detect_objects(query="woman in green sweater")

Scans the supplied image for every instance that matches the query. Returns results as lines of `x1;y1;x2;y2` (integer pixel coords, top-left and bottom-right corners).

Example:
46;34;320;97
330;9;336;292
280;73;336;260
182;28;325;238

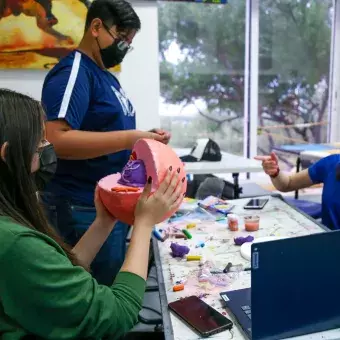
0;89;184;339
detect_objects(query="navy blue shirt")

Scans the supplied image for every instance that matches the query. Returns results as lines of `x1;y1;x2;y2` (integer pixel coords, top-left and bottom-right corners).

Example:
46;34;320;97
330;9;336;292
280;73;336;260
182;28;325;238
42;50;136;206
308;154;340;230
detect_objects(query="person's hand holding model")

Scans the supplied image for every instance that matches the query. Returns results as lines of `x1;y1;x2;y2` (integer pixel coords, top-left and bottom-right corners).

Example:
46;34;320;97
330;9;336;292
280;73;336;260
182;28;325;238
149;128;171;145
134;167;182;225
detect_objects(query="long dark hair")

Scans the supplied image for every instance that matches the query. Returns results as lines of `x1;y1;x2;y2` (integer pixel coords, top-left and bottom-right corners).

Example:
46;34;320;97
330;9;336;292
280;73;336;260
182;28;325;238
0;89;80;266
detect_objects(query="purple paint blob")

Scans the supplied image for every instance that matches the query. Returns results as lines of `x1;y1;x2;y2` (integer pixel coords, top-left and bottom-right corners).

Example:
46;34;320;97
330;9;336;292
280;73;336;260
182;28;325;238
234;235;254;246
118;160;147;187
170;242;190;258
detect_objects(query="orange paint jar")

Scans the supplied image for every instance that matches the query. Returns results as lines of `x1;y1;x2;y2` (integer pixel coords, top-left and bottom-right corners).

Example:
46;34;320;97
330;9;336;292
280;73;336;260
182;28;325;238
244;215;260;232
228;214;239;231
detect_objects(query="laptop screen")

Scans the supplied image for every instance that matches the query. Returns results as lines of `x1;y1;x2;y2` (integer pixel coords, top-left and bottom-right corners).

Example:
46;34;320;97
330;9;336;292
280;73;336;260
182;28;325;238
251;230;340;340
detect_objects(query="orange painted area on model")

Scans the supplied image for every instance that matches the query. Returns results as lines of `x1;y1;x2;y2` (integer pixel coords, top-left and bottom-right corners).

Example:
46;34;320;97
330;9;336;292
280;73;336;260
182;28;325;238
111;186;140;192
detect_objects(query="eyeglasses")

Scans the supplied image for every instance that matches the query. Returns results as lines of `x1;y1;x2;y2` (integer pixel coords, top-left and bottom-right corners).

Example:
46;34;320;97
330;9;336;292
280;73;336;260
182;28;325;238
116;40;133;53
103;23;134;53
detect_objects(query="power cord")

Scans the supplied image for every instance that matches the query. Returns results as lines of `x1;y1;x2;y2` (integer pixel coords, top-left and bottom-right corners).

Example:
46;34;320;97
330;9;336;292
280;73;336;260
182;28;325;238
228;328;234;339
138;306;162;325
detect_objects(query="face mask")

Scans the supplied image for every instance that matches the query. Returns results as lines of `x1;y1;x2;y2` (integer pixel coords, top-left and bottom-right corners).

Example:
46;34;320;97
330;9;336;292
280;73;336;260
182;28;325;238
34;143;57;191
98;39;129;69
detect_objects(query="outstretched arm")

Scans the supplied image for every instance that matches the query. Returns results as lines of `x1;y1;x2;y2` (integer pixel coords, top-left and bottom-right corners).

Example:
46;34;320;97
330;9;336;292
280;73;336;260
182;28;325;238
254;152;313;192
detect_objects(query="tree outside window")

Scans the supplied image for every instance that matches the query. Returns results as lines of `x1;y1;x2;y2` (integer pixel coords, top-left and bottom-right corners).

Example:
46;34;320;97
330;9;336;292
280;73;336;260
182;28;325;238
159;0;332;167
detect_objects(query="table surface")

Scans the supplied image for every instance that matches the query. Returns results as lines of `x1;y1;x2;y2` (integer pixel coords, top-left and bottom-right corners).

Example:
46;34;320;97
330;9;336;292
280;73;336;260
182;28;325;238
175;148;262;175
273;143;340;155
154;196;340;340
300;149;340;161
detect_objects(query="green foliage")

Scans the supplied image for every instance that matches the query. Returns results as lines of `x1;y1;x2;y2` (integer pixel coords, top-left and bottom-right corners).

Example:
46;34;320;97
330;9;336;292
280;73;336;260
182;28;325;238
159;0;332;151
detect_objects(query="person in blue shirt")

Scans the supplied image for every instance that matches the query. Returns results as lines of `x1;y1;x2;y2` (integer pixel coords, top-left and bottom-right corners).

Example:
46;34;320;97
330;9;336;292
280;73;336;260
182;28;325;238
41;0;170;285
255;152;340;230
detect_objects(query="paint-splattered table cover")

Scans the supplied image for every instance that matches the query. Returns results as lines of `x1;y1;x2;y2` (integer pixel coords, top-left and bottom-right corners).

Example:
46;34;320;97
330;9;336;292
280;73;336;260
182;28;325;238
153;195;340;340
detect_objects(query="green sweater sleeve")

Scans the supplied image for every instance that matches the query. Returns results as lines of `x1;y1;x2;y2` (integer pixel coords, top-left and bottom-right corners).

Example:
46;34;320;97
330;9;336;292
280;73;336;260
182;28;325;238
0;231;146;339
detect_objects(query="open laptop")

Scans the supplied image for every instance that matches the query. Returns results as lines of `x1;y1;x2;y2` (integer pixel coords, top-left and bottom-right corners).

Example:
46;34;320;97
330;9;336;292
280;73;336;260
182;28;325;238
220;230;340;340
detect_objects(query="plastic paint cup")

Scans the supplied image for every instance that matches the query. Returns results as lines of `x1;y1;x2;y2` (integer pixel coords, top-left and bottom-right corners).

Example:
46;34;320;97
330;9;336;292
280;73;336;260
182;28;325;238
244;215;260;231
227;214;239;231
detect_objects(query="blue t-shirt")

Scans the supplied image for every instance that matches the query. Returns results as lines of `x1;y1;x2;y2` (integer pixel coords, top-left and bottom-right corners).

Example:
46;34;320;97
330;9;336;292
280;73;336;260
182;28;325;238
42;50;136;206
308;154;340;230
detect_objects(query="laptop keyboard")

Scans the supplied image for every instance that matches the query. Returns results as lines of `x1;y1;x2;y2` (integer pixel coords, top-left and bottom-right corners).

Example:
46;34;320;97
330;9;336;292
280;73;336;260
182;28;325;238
241;305;252;320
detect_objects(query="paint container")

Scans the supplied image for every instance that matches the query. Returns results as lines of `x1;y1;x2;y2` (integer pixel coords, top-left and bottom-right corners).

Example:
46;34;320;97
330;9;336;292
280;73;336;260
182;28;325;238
227;214;239;231
244;215;260;231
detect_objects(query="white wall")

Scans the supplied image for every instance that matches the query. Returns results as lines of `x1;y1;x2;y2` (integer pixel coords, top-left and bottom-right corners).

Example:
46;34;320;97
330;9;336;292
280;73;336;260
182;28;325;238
0;1;160;131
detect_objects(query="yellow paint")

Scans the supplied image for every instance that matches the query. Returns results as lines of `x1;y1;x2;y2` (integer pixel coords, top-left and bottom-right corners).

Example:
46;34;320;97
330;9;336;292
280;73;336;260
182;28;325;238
186;255;202;261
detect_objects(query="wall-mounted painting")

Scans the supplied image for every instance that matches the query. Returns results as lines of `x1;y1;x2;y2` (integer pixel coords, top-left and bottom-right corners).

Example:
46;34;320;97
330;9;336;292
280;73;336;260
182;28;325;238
0;0;120;71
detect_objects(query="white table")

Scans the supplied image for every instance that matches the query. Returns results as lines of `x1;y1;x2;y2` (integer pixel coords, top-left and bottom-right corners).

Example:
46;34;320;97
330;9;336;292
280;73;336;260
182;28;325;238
153;196;340;340
175;148;263;198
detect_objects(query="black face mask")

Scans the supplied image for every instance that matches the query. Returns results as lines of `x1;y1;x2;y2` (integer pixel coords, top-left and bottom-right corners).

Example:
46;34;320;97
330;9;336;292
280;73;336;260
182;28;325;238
34;144;57;191
98;39;129;69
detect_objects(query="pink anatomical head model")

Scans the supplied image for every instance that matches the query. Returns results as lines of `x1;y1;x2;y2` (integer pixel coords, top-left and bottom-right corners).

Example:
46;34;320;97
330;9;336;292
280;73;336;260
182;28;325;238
98;139;187;225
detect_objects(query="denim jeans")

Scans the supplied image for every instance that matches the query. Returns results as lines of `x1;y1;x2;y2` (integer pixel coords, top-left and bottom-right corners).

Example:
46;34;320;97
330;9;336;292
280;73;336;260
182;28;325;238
41;193;129;286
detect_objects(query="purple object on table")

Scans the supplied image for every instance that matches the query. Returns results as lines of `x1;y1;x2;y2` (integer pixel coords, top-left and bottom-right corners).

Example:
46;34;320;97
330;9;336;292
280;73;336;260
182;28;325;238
118;159;147;187
170;242;190;258
234;235;254;246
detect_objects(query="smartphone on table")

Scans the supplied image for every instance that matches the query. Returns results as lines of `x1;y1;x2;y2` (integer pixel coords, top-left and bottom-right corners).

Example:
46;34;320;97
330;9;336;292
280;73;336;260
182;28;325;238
168;295;233;337
243;198;269;210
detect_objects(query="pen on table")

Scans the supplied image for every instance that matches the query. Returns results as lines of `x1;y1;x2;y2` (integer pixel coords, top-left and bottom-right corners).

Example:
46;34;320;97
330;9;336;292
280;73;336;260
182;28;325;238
153;229;166;242
212;264;251;274
223;262;233;273
186;255;202;261
196;241;205;248
182;229;192;239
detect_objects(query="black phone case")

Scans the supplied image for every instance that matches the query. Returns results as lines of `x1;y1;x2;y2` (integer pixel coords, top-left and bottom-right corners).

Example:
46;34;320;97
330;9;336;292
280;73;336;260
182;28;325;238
168;299;233;337
244;199;268;210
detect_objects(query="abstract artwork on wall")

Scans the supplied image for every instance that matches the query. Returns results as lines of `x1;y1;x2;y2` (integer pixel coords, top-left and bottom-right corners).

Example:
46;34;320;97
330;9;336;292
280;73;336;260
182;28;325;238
0;0;121;71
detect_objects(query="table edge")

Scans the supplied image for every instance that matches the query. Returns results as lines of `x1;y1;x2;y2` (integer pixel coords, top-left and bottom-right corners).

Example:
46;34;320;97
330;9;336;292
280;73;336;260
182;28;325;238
153;237;175;340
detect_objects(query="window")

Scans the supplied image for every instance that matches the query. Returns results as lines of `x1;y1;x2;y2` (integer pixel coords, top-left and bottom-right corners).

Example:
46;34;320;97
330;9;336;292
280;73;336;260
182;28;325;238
158;1;246;155
158;0;335;164
257;0;333;156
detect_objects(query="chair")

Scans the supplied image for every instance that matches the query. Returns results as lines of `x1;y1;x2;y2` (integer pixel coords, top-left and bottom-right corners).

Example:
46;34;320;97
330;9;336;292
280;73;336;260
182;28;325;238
123;239;163;339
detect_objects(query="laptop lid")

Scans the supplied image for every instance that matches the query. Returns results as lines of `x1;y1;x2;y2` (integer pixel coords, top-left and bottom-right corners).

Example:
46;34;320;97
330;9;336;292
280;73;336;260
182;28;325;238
251;230;340;340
